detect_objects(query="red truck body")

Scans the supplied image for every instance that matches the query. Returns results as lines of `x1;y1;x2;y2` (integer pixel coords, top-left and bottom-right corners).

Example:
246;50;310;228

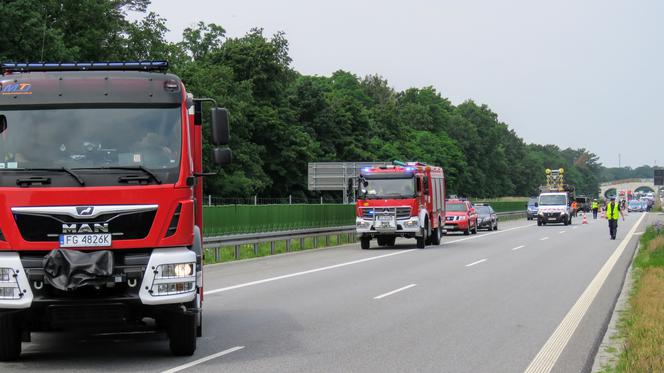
0;62;230;360
355;162;445;249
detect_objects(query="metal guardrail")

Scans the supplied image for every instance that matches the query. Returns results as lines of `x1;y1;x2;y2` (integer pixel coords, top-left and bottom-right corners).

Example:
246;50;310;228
203;226;357;262
202;210;528;262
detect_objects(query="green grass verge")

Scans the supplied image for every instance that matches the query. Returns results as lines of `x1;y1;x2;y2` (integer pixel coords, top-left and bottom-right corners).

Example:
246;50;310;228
600;223;664;372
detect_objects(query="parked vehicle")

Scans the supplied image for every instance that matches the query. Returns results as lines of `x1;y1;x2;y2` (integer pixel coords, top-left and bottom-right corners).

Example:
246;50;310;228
575;196;591;213
0;61;232;360
355;161;446;249
475;204;498;231
443;199;478;235
526;197;538;220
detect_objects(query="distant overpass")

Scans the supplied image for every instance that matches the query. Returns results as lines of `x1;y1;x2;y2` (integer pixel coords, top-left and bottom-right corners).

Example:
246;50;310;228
599;178;660;199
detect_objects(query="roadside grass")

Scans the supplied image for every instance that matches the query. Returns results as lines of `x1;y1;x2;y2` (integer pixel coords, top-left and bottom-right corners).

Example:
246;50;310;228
602;223;664;372
204;233;354;264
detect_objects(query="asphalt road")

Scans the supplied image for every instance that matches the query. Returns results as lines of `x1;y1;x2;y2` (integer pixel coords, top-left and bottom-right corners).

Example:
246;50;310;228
1;211;658;373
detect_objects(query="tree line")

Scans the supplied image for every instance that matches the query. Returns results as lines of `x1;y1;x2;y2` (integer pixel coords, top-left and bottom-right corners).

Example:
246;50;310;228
1;1;653;199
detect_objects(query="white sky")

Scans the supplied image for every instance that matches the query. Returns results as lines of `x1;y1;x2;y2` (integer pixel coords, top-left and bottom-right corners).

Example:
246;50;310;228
144;0;664;168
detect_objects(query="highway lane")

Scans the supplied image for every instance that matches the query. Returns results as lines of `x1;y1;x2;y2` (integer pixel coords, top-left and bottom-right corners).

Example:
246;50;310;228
0;212;652;372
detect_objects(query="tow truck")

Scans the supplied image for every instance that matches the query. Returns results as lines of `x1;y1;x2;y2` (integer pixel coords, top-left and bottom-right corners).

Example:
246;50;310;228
0;61;231;360
355;161;445;249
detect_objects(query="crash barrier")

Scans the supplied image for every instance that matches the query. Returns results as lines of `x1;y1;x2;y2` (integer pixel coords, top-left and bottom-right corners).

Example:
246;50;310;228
202;204;355;236
203;211;525;262
203;226;357;262
475;201;528;213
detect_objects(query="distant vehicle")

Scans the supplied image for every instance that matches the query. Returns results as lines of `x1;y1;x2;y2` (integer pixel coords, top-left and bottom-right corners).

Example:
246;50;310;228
444;199;478;235
536;168;574;226
628;200;642;212
575;196;591;213
526;197;538;220
475;204;498;231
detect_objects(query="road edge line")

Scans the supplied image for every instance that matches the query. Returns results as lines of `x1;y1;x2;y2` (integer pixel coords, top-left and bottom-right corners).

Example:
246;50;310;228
161;346;245;373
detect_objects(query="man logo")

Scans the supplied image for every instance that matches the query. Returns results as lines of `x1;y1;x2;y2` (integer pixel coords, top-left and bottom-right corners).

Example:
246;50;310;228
76;206;94;216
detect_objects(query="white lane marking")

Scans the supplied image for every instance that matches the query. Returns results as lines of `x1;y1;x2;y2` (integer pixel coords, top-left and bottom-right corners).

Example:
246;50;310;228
634;231;645;235
572;226;578;230
512;245;525;251
207;249;416;294
373;284;417;300
559;231;566;234
540;237;549;241
161;346;245;373
465;258;487;267
524;213;646;373
206;223;536;295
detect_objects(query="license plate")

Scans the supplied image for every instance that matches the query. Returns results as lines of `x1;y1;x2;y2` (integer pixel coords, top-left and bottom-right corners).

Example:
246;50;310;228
378;215;393;221
445;224;455;229
548;218;557;221
59;234;112;248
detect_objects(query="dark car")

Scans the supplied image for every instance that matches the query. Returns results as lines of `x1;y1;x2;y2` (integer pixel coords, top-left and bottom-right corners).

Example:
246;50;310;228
475;204;498;231
526;197;538;220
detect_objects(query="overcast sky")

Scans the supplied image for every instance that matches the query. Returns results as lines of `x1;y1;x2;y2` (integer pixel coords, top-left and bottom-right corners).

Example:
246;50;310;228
145;0;663;168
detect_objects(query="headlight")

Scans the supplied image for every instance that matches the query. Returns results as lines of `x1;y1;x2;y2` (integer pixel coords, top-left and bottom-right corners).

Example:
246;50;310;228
459;216;466;221
0;268;21;300
150;263;196;296
157;263;194;278
405;219;418;227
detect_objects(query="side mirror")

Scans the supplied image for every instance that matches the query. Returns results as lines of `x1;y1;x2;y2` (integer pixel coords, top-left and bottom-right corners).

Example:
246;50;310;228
213;147;232;166
211;108;230;146
534;202;538;207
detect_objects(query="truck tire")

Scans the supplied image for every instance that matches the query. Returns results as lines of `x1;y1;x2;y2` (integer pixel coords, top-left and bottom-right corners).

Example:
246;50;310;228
360;237;371;250
169;311;197;356
0;313;22;361
416;227;426;248
430;225;441;245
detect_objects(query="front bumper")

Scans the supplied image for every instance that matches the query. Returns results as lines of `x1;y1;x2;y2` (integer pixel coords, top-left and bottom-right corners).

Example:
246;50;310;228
477;219;494;229
356;217;421;237
0;247;197;314
444;220;469;231
538;212;568;223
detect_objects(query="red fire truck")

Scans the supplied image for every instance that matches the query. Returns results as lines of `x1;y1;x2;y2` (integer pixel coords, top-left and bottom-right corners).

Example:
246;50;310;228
0;61;231;360
355;161;446;249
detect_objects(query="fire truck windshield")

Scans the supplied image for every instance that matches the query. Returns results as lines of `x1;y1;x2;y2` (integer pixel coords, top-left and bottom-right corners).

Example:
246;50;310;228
0;107;181;184
363;177;415;199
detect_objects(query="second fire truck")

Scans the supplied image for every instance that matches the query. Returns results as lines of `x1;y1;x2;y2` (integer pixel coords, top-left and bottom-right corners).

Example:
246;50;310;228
355;161;445;249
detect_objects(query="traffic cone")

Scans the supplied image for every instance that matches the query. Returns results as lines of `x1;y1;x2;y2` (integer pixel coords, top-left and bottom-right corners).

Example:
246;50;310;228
582;212;588;224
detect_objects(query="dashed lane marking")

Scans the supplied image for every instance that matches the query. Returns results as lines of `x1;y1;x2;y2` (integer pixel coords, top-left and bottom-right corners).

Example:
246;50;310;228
374;284;417;300
465;258;487;267
161;346;245;373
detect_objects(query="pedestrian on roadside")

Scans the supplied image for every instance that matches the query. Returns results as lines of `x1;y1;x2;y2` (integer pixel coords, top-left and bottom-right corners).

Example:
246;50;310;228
592;199;599;219
606;196;625;240
571;200;578;217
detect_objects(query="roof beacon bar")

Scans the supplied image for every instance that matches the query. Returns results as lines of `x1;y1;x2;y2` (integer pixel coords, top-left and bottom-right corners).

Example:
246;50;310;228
1;61;169;73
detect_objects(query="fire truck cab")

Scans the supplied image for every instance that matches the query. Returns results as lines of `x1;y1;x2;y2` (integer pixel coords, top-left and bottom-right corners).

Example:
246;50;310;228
0;62;231;360
355;161;445;249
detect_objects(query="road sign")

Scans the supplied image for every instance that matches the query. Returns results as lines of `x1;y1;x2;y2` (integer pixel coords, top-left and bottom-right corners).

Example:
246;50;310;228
655;168;664;186
307;162;391;203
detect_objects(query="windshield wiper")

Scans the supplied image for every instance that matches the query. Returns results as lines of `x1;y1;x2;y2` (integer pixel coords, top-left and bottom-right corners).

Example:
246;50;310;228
73;166;162;184
1;167;86;186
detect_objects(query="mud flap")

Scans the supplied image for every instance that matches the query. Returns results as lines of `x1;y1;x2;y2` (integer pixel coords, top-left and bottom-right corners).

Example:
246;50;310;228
43;249;114;291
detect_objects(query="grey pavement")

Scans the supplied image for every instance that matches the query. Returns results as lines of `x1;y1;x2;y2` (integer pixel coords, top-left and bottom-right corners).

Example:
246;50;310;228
0;212;650;373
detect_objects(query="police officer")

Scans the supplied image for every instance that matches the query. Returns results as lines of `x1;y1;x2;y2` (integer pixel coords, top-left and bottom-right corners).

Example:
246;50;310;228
606;196;625;240
592;199;599;219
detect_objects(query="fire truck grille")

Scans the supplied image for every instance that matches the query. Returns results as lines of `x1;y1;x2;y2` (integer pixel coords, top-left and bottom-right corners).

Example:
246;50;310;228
361;207;411;219
13;211;157;242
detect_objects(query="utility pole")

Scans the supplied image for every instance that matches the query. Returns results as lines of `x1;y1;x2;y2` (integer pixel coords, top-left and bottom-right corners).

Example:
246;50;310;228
618;153;621;168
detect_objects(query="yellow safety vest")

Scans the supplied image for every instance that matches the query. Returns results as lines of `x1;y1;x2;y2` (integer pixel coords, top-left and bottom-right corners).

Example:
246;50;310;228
592;201;598;209
606;202;620;220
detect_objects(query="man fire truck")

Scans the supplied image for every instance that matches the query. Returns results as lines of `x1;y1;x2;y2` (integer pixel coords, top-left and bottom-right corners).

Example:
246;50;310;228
0;61;231;360
355;161;445;249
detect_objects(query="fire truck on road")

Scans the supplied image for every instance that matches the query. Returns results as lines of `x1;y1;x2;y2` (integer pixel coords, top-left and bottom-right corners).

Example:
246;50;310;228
355;161;446;249
0;61;231;360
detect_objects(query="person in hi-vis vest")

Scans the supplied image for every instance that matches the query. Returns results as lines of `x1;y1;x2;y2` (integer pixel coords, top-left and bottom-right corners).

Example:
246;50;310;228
606;196;625;240
592;199;599;219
